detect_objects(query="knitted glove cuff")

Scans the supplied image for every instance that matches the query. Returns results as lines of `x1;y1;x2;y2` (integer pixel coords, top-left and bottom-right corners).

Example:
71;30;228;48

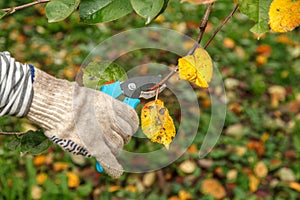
27;68;74;130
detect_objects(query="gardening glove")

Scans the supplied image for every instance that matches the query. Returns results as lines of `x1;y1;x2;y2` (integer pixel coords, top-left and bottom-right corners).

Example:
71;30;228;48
0;52;139;178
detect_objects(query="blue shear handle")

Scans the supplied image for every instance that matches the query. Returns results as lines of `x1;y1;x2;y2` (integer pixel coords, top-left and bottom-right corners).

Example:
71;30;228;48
123;97;140;108
96;162;104;172
96;81;140;173
100;81;140;109
100;81;123;98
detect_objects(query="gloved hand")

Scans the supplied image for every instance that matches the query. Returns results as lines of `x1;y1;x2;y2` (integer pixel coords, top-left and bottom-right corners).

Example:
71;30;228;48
0;52;139;178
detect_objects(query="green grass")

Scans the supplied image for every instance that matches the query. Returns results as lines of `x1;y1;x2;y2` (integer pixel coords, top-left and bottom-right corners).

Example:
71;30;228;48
1;0;300;199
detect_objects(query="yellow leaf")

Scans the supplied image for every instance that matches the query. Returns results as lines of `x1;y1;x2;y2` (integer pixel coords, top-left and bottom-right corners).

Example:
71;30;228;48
31;186;43;200
254;161;268;178
269;0;300;32
141;99;176;149
256;55;268;66
289;182;300;192
125;185;137;193
165;173;172;180
154;15;165;23
187;144;198;154
53;162;70;172
168;196;180;200
276;35;295;45
33;155;47;166
260;132;270;143
201;178;226;199
66;172;80;188
36;173;48;185
109;185;122;192
179;160;197;174
226;169;238;182
247;140;265;157
178;48;213;88
223;38;236;49
143;172;156;187
249;175;260;192
178;189;192;200
235;146;247;156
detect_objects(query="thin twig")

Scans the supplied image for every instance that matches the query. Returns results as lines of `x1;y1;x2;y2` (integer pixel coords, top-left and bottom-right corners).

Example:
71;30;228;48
188;3;214;55
149;3;214;91
149;3;239;91
1;0;50;14
203;3;239;49
0;131;26;135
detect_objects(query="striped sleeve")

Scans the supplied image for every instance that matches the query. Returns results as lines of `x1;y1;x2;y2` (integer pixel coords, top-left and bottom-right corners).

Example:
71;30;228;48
0;52;34;117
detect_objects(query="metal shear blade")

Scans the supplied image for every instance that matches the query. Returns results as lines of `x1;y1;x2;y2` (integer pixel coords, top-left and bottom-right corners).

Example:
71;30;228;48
120;76;166;99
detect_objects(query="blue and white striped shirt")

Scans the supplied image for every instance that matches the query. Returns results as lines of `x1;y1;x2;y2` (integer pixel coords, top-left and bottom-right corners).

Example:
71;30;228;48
0;52;33;117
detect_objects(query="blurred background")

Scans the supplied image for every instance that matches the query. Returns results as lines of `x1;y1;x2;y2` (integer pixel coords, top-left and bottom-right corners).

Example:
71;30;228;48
0;0;300;199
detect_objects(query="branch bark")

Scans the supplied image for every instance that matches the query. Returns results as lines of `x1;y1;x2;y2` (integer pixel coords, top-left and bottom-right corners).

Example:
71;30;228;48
188;3;214;55
1;0;50;14
0;131;26;135
203;3;239;49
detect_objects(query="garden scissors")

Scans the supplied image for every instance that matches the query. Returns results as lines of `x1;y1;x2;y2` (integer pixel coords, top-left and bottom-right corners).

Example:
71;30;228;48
96;75;166;172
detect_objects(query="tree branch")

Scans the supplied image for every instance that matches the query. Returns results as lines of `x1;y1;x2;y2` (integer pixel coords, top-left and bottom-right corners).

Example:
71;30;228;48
188;3;214;55
149;3;239;91
1;0;50;14
203;3;239;49
0;131;26;135
149;3;214;91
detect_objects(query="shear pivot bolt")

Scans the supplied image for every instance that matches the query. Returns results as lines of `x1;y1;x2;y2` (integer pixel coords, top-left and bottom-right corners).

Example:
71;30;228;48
128;83;136;91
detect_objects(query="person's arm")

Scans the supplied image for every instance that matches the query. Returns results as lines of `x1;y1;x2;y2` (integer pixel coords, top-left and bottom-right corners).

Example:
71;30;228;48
0;52;139;178
0;51;33;117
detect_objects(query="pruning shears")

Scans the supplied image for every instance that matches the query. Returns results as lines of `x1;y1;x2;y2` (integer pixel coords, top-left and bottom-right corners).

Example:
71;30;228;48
96;76;166;173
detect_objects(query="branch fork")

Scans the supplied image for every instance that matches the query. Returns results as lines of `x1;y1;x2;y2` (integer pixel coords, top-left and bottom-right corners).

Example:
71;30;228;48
149;3;239;91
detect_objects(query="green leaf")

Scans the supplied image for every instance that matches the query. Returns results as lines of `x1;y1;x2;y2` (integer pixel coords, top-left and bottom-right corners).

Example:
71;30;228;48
0;10;8;19
20;130;51;155
79;0;133;24
82;61;127;89
158;0;170;16
46;0;80;23
7;137;21;151
130;0;164;24
77;182;93;197
79;0;112;21
238;0;272;37
293;130;300;152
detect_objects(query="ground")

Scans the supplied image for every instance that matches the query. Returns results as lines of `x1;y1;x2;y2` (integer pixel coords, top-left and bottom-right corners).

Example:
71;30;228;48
0;0;300;199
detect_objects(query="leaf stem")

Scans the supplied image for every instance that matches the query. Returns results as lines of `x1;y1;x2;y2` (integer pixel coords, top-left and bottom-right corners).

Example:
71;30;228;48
155;88;160;100
203;3;239;49
1;0;50;14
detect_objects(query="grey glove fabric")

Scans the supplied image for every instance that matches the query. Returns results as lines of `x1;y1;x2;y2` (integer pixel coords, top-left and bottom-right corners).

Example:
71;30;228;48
0;52;33;117
26;68;139;178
